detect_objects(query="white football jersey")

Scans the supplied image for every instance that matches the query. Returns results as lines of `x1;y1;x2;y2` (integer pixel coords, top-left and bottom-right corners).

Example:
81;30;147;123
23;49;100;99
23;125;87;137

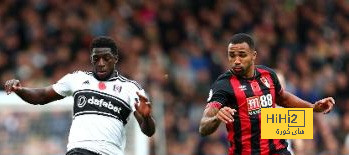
52;71;146;155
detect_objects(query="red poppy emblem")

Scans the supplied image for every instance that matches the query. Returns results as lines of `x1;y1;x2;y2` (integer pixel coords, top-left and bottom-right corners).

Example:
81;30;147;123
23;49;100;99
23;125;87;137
98;82;106;90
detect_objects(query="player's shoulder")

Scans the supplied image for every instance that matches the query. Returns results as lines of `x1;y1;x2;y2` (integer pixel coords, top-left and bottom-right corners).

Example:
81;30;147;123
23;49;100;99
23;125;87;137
211;70;233;89
215;70;234;82
256;65;277;75
68;70;93;77
117;74;143;90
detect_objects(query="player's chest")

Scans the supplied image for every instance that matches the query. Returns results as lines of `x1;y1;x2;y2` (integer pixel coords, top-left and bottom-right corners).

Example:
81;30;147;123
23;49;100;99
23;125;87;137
233;77;276;116
71;78;130;100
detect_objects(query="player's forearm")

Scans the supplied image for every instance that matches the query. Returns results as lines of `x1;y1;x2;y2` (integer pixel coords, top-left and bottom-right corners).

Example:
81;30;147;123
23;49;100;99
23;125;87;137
199;116;221;136
15;87;52;105
277;91;314;109
140;116;156;137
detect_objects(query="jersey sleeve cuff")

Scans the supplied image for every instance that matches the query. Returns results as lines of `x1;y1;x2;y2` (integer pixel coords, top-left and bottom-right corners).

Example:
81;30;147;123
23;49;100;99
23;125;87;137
52;84;68;97
205;101;223;109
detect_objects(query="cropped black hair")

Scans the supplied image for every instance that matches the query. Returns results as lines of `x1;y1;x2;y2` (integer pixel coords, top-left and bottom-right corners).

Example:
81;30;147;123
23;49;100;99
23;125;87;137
90;36;118;57
229;33;255;50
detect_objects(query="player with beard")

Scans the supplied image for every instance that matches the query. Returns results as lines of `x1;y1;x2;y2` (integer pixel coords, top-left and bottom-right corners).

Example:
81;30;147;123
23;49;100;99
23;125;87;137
4;36;155;155
199;33;335;155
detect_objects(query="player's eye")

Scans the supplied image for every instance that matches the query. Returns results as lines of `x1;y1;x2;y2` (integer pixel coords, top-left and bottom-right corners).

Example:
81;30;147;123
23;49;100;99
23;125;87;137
92;56;100;63
104;56;111;61
229;53;236;58
239;53;247;58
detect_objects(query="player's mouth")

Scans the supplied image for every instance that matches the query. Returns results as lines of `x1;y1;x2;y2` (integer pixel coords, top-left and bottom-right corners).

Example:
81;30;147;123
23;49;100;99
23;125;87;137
97;71;107;77
233;67;243;72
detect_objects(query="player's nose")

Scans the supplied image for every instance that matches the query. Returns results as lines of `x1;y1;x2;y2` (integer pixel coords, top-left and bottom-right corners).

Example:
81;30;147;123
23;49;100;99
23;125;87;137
97;58;106;66
234;57;241;65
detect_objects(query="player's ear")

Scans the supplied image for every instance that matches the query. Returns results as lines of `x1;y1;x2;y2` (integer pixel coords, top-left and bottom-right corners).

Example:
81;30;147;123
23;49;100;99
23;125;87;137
90;56;94;64
252;50;257;60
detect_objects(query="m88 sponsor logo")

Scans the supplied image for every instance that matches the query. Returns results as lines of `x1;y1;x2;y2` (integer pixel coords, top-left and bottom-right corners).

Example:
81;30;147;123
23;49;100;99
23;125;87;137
247;94;272;115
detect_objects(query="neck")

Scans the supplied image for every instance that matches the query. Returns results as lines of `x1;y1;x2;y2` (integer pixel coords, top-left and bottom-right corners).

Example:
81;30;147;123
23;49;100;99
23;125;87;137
93;70;117;81
243;65;255;79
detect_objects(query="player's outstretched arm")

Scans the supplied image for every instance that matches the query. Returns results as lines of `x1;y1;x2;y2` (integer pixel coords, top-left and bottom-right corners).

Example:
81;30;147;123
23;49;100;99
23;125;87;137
134;92;155;137
4;79;64;105
199;106;236;136
277;91;335;114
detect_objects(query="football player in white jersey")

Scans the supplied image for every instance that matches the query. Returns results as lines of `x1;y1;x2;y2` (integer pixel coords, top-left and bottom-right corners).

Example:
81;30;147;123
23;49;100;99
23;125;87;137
4;36;155;155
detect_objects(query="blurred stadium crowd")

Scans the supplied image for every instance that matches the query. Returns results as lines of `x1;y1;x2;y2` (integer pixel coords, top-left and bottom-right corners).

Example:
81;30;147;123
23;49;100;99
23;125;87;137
0;0;349;155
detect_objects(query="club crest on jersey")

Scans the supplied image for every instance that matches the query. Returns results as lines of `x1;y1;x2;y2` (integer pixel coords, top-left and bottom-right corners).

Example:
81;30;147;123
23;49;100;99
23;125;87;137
113;85;122;93
260;77;270;88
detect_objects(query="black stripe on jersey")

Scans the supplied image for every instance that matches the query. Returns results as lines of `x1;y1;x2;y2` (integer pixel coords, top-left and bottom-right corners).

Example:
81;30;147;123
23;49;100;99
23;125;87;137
255;73;275;154
227;80;241;154
74;111;122;121
73;89;131;110
117;75;142;90
239;79;261;155
73;89;132;125
233;110;243;155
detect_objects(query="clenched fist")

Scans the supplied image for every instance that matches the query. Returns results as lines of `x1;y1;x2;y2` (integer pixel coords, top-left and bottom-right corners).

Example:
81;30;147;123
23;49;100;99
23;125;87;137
4;79;22;95
314;97;335;114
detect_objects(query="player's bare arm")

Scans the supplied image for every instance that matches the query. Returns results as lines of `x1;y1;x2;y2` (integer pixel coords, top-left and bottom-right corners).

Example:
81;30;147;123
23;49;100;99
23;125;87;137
4;79;64;105
199;106;236;136
134;92;155;137
277;91;335;114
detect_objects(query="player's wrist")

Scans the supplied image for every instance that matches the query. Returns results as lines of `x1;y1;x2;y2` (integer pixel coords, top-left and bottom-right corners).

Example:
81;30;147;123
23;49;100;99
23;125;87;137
142;114;152;119
313;103;322;112
213;115;221;123
14;86;24;94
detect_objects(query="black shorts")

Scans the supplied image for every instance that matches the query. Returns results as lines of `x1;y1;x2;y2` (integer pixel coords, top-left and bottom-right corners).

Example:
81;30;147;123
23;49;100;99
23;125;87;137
66;148;101;155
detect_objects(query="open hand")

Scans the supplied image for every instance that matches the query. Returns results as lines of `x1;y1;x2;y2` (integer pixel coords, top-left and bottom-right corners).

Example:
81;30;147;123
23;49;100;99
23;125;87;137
216;107;236;124
314;97;335;114
4;79;22;95
135;92;152;117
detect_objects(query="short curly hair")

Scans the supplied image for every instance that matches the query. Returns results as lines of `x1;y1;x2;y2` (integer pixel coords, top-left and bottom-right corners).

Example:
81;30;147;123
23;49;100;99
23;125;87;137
229;33;255;50
90;36;118;57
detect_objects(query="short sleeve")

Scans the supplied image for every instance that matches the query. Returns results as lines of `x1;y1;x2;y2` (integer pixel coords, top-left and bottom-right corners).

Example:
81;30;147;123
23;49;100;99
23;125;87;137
206;80;230;107
270;70;284;96
128;82;148;112
52;73;74;97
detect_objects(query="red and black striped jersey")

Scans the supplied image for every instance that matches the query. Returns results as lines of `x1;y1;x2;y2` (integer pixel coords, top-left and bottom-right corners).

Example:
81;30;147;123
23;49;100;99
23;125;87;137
206;65;290;155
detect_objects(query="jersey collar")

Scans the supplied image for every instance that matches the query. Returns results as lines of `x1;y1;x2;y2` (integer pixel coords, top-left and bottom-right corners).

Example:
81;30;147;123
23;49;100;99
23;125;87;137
230;67;261;80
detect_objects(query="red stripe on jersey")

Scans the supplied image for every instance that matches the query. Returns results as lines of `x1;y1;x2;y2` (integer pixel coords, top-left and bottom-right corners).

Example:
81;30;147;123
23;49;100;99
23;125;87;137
251;79;270;155
206;101;222;109
257;68;286;151
230;76;251;154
